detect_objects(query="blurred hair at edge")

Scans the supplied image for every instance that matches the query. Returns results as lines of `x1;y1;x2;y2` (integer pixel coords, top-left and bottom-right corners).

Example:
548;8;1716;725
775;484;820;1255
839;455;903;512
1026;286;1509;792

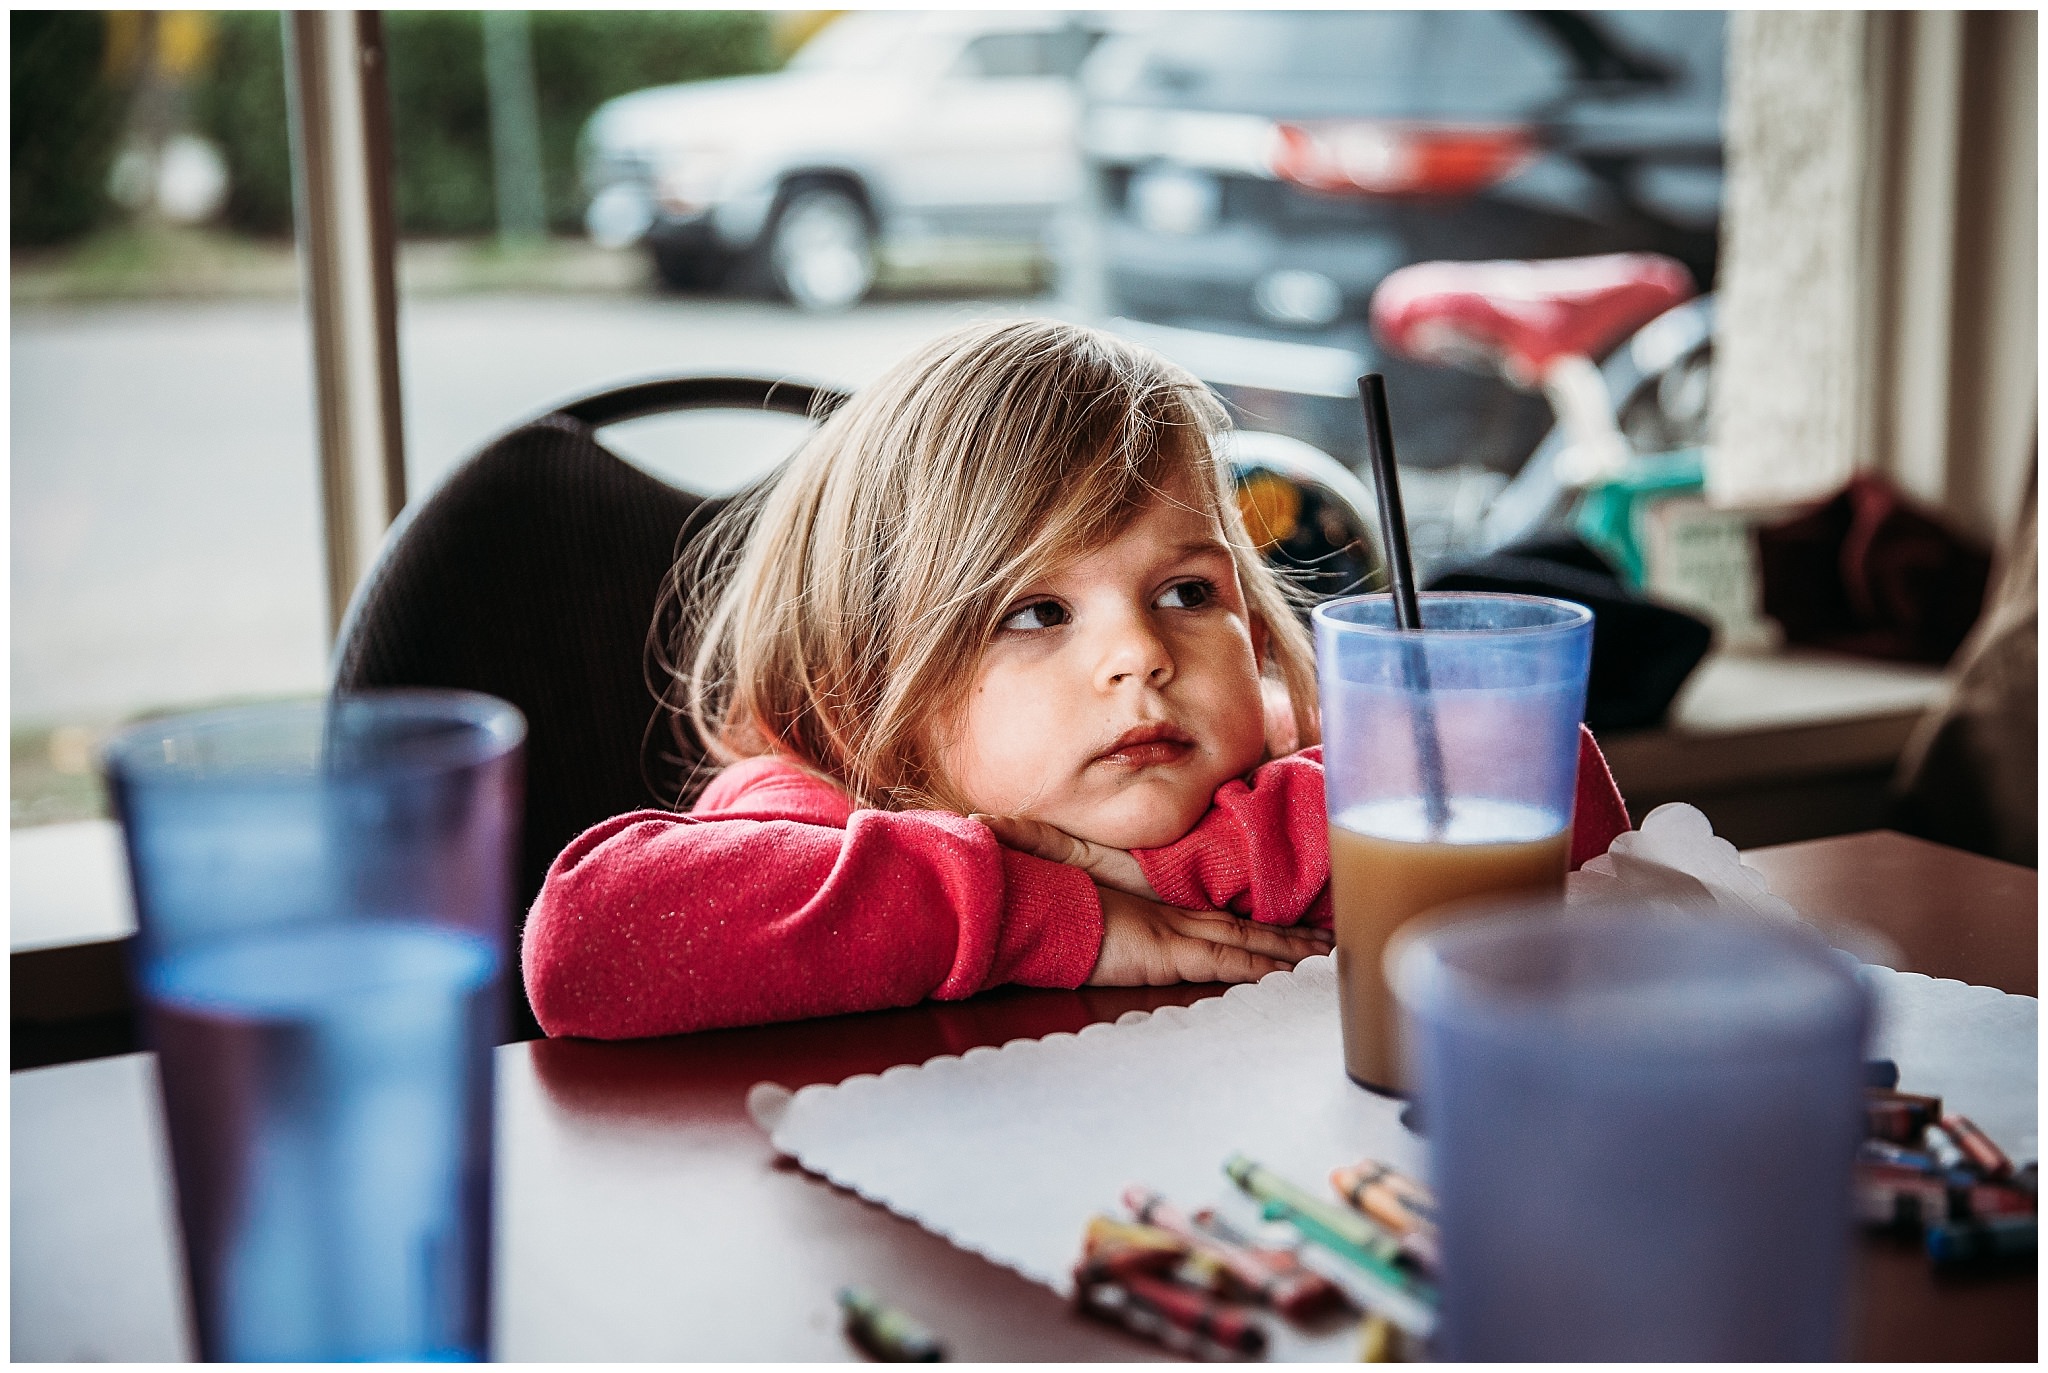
662;317;1319;813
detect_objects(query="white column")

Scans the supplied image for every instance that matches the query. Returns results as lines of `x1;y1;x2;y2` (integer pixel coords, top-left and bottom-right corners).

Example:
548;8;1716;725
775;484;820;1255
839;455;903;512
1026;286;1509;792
1707;11;1880;512
284;11;407;640
1711;11;2037;547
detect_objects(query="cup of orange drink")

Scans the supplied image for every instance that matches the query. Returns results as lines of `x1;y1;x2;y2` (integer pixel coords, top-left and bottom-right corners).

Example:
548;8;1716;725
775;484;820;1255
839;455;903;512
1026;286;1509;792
1313;591;1593;1092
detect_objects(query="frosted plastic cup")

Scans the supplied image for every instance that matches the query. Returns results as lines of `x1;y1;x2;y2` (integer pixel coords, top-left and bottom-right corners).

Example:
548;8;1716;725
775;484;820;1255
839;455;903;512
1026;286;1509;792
1389;903;1872;1361
1314;591;1592;1092
103;691;525;1362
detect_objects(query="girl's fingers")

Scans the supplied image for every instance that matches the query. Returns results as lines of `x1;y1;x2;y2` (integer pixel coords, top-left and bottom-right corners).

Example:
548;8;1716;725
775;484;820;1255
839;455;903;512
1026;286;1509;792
971;813;1078;865
1175;940;1291;984
974;812;1157;899
1170;910;1328;963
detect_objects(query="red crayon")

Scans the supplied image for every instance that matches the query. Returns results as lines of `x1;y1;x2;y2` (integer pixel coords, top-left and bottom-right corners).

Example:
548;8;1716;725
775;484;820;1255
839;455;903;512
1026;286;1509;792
1854;1171;1946;1228
1940;1115;2014;1180
1123;1186;1340;1317
1957;1182;2037;1220
1074;1275;1234;1362
1865;1090;1942;1144
1116;1270;1268;1354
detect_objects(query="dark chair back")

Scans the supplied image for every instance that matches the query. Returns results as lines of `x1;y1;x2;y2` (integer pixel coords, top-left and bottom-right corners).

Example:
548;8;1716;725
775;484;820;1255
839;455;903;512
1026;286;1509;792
331;378;845;1039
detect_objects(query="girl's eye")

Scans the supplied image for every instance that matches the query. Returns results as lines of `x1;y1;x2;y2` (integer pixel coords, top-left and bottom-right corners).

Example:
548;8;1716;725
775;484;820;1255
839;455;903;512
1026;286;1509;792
999;599;1069;632
1156;579;1217;610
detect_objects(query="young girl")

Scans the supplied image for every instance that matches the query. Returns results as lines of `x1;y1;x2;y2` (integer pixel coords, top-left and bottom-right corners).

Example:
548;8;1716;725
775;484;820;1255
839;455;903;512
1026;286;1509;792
522;319;1630;1039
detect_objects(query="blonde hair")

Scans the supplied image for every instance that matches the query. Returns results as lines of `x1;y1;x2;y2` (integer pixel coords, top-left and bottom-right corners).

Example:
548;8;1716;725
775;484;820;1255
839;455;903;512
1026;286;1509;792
658;318;1319;812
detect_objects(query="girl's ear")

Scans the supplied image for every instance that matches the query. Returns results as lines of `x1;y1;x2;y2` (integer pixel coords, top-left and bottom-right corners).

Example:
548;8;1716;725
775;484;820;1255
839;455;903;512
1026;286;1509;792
1250;612;1272;665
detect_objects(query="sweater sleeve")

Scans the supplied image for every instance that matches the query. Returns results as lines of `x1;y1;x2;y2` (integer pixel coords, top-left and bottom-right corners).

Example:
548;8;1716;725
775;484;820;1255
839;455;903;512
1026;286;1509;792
1570;724;1632;868
1132;747;1332;928
1132;726;1633;924
521;762;1104;1040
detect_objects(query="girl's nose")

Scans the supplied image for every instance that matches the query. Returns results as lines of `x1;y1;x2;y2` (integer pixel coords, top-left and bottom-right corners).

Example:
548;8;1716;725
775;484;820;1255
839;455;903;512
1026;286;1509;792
1096;612;1175;691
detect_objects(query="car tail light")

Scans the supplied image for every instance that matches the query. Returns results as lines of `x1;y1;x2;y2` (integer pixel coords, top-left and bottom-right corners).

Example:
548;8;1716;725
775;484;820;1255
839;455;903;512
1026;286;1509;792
1269;122;1536;198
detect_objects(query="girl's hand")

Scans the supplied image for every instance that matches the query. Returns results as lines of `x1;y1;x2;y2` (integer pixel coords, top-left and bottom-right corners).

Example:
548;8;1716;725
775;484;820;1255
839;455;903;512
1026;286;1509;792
1087;887;1333;987
972;812;1157;899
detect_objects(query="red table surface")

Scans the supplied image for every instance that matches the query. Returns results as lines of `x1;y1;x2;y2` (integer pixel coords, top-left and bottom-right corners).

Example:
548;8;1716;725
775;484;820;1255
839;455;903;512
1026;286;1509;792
489;829;2036;1361
9;831;2035;1360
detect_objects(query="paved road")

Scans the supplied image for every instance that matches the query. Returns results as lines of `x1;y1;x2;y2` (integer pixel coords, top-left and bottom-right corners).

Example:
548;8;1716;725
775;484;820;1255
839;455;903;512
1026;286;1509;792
12;290;1071;726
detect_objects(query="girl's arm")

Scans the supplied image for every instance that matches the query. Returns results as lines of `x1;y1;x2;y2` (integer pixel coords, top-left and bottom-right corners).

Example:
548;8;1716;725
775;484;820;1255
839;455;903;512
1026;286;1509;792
521;782;1104;1040
1133;747;1332;927
1134;726;1634;925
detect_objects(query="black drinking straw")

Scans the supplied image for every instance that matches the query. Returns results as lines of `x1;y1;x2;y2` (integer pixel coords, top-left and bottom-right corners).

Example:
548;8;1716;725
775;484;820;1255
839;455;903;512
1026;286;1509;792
1358;374;1451;837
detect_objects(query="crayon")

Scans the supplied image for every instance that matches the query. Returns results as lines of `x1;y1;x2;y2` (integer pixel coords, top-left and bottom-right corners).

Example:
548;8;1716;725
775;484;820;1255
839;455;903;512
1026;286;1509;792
1924;1214;2037;1268
1223;1155;1439;1324
1083;1215;1187;1275
1939;1115;2014;1179
1864;1058;1900;1089
1330;1160;1436;1231
1074;1274;1238;1362
1921;1123;1967;1173
1357;1313;1397;1362
1114;1269;1268;1354
1270;1217;1438;1341
1864;1090;1941;1143
1225;1155;1408;1266
1257;1197;1438;1309
1190;1207;1291;1254
1955;1182;2037;1220
1173;1249;1238;1296
838;1287;946;1362
1858;1160;1953;1193
1853;1171;1946;1229
1123;1185;1342;1317
1329;1160;1440;1270
1858;1139;1940;1174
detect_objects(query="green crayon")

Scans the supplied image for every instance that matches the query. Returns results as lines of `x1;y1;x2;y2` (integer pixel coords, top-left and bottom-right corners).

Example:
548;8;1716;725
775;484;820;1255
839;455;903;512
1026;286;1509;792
1260;1198;1438;1304
1224;1154;1438;1321
1225;1153;1407;1265
838;1286;946;1361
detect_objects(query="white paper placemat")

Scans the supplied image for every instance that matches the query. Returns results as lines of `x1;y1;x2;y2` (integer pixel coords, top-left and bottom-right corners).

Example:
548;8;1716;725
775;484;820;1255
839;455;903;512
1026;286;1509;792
751;807;2036;1349
752;955;2034;1310
755;956;1408;1300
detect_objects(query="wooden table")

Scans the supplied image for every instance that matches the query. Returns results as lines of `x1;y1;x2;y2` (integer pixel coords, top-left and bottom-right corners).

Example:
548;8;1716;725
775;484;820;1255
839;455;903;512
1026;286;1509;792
11;830;2036;1361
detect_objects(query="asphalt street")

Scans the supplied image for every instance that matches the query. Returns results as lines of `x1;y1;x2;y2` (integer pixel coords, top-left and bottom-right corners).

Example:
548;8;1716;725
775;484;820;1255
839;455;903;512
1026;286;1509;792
11;289;1073;727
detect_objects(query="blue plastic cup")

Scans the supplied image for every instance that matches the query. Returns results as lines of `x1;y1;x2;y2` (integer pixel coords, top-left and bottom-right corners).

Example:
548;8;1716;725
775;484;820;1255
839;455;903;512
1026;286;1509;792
1314;591;1592;1091
1389;904;1872;1360
103;692;525;1362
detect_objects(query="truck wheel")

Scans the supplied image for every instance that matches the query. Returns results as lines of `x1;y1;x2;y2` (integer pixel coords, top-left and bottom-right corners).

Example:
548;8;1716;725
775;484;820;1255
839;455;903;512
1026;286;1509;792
767;186;875;311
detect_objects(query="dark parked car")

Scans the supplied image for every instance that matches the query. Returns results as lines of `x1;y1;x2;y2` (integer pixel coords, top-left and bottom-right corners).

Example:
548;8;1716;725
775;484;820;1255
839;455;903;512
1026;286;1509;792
1080;10;1726;471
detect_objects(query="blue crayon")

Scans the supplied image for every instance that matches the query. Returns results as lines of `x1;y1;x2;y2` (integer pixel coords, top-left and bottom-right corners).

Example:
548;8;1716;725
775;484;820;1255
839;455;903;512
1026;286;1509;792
1859;1139;1940;1174
1863;1058;1900;1089
1925;1214;2036;1267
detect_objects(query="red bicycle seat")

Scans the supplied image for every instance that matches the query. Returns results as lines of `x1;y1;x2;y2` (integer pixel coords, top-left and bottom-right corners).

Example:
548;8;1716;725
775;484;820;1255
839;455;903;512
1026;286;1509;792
1371;253;1696;385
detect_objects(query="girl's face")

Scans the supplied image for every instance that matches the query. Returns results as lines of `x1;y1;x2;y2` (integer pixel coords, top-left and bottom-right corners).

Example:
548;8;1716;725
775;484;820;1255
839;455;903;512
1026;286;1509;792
936;476;1270;851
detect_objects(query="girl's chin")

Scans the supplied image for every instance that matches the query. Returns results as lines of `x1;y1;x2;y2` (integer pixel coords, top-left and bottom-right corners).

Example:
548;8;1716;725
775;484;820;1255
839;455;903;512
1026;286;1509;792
1067;792;1213;853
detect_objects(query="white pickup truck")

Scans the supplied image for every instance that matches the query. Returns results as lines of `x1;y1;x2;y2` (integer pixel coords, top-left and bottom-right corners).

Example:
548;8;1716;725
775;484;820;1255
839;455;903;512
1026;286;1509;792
578;11;1115;310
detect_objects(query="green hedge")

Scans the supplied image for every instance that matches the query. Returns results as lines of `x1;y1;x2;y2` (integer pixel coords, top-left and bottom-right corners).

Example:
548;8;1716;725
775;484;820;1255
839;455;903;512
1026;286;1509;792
193;10;777;239
192;12;294;236
12;12;124;246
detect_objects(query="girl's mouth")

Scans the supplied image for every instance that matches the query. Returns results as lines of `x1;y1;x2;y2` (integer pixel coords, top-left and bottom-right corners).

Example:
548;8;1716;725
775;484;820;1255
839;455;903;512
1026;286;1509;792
1093;723;1197;769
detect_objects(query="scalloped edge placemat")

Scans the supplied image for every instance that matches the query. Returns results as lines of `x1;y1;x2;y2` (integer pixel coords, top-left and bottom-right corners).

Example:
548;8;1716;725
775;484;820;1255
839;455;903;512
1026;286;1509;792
751;955;2035;1315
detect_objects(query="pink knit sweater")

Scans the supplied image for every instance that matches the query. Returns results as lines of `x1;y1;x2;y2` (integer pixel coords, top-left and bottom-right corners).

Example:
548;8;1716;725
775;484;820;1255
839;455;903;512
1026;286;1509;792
522;728;1630;1040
